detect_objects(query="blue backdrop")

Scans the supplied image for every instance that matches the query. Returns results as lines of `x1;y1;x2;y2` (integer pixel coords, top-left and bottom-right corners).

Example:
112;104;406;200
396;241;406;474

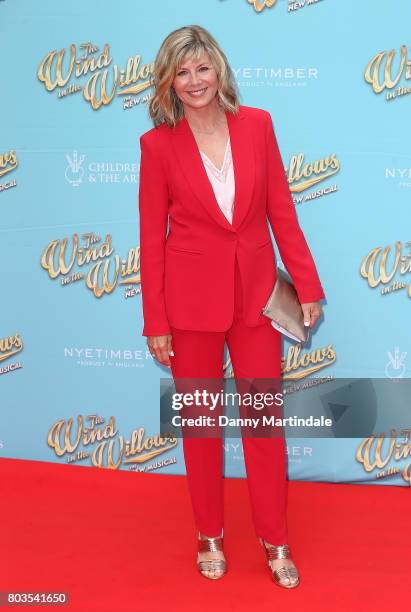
1;0;410;486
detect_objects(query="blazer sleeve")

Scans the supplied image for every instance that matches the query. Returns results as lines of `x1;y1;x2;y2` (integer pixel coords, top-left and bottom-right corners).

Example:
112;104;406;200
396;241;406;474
138;132;171;337
263;110;326;304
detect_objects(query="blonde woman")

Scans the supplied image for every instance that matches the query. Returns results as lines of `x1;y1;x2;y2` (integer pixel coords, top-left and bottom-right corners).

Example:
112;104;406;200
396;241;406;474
138;25;325;587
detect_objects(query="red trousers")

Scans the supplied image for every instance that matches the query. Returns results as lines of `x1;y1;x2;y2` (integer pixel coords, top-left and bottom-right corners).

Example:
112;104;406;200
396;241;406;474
169;253;288;544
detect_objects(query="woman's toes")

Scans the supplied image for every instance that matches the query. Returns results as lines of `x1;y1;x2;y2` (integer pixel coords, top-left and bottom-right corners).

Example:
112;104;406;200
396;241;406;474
197;549;226;579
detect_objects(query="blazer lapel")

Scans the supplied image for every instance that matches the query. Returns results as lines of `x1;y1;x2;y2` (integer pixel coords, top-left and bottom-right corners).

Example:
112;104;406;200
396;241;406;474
170;106;255;232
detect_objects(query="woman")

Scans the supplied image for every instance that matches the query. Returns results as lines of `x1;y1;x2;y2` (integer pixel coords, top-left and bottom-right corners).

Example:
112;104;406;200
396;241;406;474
138;25;325;587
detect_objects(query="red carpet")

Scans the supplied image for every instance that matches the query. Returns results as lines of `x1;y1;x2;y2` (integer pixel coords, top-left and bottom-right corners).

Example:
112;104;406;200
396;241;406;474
0;457;409;611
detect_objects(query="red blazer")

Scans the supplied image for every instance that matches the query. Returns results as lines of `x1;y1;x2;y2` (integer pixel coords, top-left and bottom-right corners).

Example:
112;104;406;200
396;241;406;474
138;104;325;337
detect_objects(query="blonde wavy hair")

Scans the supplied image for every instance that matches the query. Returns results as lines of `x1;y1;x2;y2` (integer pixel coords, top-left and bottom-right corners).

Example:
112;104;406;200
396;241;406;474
148;25;240;128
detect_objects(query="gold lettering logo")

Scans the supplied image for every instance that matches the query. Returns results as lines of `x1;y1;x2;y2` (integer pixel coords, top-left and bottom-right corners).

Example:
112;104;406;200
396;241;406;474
287;153;340;193
40;232;140;297
360;240;411;298
0;333;23;363
247;0;278;12
47;415;177;470
37;42;154;110
356;428;411;484
224;344;336;379
0;150;18;178
364;45;411;100
281;344;336;380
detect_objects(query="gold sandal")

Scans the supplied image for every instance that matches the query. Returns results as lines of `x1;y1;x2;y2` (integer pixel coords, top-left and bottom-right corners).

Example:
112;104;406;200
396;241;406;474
259;538;300;589
197;530;227;580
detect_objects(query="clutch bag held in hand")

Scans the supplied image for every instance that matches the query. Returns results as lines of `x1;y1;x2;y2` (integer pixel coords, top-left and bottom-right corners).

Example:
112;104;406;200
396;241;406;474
261;267;310;344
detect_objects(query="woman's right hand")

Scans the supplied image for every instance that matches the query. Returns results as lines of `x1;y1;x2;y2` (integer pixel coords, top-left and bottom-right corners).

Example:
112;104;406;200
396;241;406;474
147;334;174;367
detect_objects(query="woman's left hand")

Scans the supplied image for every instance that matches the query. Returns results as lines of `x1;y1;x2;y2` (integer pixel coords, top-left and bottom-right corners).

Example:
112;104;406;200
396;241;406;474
300;302;323;328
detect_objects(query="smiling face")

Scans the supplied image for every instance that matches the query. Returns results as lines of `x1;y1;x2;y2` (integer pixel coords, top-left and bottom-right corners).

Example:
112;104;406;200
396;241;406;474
172;50;220;111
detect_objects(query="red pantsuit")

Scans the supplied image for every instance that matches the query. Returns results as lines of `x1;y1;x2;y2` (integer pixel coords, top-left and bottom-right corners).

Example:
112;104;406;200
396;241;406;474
138;104;326;545
170;253;288;543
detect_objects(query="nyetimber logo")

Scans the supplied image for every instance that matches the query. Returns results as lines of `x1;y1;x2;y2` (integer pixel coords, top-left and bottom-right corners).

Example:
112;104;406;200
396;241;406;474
63;346;150;368
385;166;411;189
234;66;318;88
286;445;313;462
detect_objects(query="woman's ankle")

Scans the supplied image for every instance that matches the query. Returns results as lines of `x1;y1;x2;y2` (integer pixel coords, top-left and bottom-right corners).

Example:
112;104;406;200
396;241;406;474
198;528;224;540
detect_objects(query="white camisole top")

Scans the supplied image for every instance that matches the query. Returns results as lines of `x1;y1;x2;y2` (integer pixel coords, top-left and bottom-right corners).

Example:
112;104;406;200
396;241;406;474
199;137;235;224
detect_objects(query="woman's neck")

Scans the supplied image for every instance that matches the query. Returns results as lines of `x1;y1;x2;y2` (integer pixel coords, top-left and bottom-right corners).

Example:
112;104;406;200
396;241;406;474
183;100;226;134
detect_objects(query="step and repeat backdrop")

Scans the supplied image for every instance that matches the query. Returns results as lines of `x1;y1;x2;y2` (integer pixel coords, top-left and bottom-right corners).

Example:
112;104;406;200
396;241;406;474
1;0;410;486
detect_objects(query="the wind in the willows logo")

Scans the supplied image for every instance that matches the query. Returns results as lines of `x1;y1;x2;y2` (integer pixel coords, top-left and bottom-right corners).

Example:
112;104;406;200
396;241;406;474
365;44;411;101
40;232;141;298
37;42;154;110
47;414;178;471
0;149;18;193
245;0;325;13
0;333;23;376
287;151;340;204
224;343;336;380
356;428;411;484
247;0;278;12
360;240;411;299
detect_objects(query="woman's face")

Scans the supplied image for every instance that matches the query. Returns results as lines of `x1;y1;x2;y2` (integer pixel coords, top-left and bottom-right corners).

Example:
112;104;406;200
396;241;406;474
172;50;219;111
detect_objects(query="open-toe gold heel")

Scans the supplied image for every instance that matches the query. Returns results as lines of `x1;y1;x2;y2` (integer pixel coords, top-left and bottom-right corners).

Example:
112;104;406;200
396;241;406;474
197;530;227;580
259;538;300;589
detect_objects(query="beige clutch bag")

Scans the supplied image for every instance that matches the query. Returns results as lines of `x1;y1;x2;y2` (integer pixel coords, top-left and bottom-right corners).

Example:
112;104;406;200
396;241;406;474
261;267;310;344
